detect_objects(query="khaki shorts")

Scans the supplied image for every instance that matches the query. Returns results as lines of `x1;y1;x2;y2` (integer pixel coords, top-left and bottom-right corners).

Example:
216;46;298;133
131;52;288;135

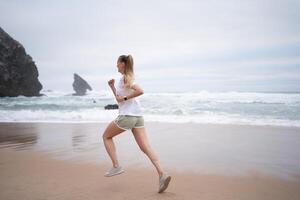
113;115;144;131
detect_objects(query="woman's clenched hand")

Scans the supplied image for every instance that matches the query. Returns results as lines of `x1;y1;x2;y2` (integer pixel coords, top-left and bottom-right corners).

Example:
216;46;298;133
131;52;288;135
108;79;115;87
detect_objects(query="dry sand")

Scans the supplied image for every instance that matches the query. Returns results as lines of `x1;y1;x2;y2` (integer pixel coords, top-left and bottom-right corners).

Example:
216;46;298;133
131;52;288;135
1;148;300;200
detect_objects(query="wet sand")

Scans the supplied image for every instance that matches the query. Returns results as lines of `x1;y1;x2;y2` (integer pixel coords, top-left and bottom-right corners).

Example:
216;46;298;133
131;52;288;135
0;122;300;199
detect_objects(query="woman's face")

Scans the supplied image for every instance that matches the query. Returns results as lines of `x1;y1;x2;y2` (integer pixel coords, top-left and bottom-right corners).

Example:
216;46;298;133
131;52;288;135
117;60;125;74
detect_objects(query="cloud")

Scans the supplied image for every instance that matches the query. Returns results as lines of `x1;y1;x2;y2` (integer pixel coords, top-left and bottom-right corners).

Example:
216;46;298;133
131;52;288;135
0;0;299;92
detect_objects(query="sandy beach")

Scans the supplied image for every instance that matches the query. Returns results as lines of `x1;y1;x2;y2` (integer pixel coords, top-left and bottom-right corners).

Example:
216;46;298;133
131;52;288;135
1;122;300;200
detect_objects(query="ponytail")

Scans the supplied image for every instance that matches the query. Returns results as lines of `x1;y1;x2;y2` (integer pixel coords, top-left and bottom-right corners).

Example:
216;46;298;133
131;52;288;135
126;55;134;70
118;54;135;89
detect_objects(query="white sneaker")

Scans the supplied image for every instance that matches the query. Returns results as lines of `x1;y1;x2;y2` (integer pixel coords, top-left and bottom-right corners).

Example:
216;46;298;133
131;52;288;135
158;172;171;193
104;166;125;177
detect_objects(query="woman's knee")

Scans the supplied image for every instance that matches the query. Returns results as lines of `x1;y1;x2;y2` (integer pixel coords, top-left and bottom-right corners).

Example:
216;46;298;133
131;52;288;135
102;129;112;140
102;131;113;140
102;122;124;140
102;133;108;140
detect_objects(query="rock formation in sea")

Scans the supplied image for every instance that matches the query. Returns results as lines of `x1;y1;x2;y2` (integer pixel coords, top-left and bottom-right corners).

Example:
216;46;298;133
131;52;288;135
104;104;119;110
72;73;92;96
0;27;43;97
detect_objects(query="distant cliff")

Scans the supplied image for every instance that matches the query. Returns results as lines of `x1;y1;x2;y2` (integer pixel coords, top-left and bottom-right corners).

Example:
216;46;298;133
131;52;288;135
72;73;92;96
0;27;43;97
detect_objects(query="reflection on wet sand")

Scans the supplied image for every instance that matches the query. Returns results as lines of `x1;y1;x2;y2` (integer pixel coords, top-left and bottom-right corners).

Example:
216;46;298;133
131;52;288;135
0;123;38;150
0;123;99;156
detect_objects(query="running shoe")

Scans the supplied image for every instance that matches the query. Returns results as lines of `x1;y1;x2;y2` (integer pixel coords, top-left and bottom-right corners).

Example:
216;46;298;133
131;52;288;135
158;172;171;193
104;166;125;177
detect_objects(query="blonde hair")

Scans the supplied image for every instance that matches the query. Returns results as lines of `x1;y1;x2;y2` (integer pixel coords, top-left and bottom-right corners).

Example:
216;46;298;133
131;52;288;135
118;54;135;89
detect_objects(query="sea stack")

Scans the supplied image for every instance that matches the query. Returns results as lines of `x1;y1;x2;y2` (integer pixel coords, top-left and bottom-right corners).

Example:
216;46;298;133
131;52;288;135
72;73;92;96
0;27;43;97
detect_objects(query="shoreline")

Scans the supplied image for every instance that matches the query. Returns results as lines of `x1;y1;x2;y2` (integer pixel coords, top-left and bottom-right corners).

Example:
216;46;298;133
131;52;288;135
1;120;300;128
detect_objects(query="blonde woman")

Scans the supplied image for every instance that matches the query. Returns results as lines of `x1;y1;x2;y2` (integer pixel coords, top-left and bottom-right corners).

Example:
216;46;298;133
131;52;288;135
102;54;171;193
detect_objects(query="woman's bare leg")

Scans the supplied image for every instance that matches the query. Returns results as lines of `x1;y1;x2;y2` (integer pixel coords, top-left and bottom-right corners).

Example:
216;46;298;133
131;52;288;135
131;127;164;177
102;121;126;167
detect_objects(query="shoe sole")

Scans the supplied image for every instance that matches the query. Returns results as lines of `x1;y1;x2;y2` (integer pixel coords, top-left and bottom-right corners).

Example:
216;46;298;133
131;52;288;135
104;169;125;177
158;175;171;193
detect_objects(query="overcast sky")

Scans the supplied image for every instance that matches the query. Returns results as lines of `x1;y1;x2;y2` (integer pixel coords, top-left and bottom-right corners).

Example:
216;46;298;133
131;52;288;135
1;0;300;93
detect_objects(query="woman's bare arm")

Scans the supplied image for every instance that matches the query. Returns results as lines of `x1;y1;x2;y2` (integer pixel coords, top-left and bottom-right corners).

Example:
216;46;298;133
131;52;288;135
108;79;119;101
125;84;144;100
110;85;118;98
108;78;144;102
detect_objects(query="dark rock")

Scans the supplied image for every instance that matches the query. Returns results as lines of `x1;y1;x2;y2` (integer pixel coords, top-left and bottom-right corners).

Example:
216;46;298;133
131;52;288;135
0;27;43;97
104;104;119;110
72;73;92;96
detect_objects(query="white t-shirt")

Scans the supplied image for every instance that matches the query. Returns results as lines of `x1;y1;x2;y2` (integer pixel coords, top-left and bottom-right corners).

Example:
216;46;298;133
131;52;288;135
115;76;143;116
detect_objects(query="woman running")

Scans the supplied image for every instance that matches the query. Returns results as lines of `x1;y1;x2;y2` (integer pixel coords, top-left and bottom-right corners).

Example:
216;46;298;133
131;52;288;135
102;54;171;193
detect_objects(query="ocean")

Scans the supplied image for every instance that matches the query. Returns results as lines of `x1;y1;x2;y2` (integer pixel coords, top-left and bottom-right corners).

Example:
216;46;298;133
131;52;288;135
0;90;300;127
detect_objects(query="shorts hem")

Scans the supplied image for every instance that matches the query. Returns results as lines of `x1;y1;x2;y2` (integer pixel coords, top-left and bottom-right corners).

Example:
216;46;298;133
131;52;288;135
133;126;144;128
113;120;128;131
